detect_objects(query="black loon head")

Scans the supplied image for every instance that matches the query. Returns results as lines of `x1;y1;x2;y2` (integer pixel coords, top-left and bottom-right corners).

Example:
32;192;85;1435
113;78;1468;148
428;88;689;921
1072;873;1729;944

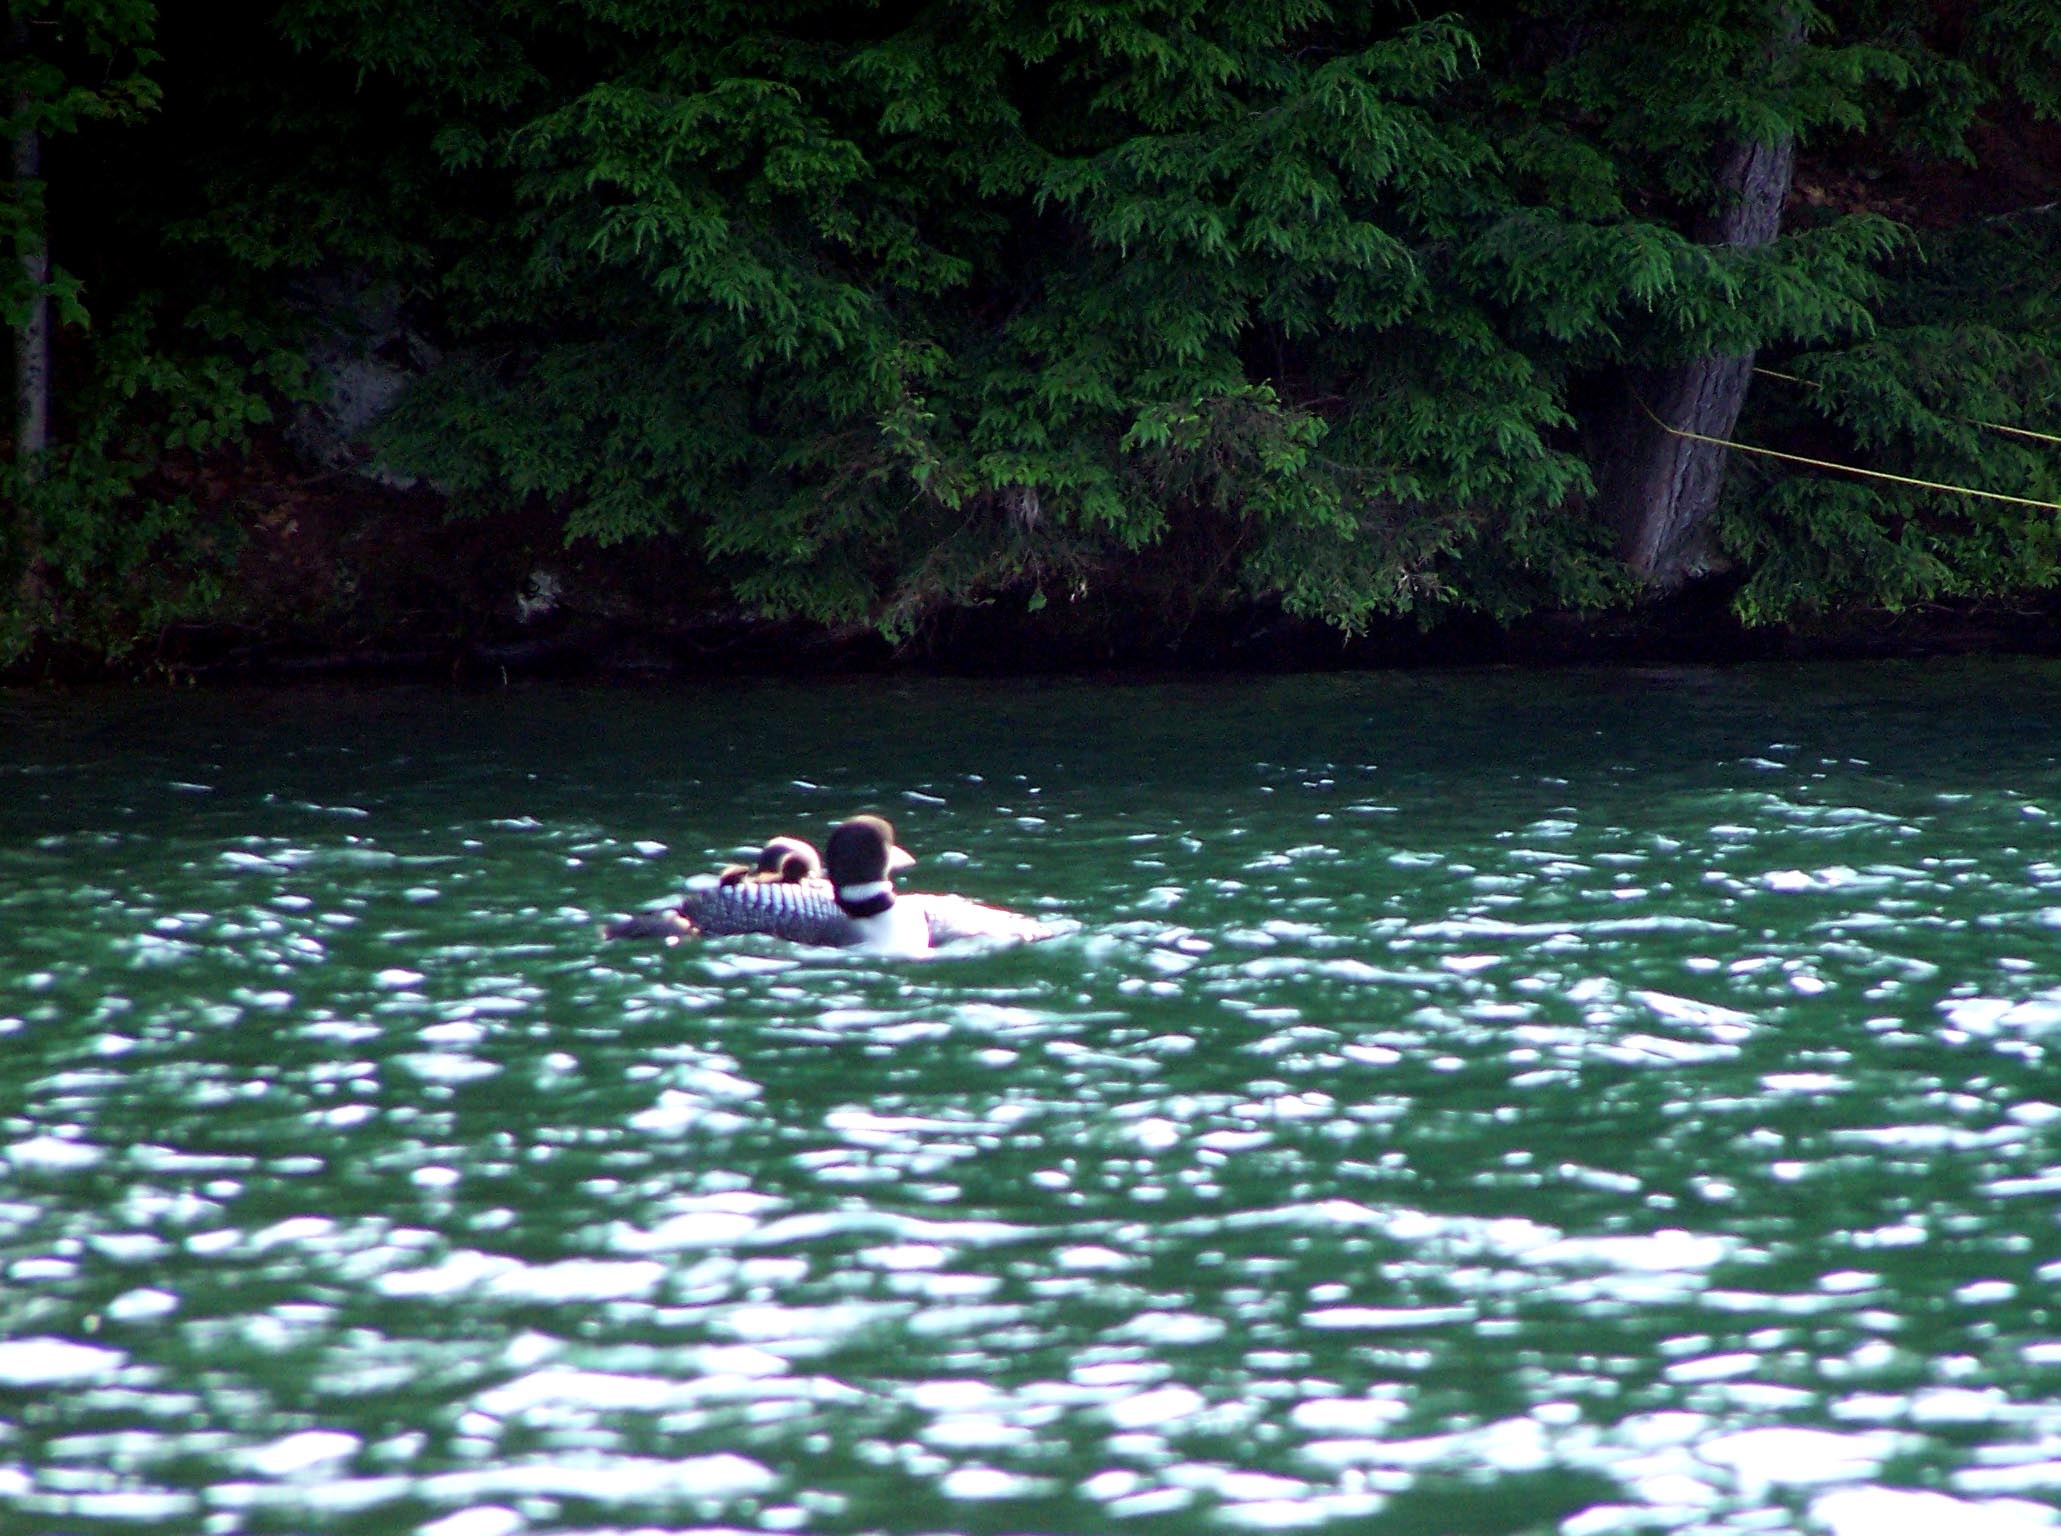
824;815;915;916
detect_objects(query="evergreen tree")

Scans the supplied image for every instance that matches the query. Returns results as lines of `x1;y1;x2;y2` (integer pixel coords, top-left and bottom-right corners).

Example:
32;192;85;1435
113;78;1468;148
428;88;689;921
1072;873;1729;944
3;0;161;644
4;0;2059;664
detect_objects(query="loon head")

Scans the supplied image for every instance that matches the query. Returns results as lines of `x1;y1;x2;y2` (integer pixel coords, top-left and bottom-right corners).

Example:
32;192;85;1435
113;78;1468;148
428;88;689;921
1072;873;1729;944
824;815;915;917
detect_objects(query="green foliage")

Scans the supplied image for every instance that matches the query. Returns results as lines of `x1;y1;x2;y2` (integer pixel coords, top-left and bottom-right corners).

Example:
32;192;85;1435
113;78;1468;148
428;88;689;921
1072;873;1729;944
1;1;160;129
1;2;161;330
358;2;1626;633
1723;210;2061;622
1973;0;2061;121
1;301;292;662
8;0;2061;662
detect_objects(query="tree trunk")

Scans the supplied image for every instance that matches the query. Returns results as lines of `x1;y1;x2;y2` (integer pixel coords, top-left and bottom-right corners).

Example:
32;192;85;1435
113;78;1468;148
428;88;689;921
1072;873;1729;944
1602;111;1798;586
12;28;48;485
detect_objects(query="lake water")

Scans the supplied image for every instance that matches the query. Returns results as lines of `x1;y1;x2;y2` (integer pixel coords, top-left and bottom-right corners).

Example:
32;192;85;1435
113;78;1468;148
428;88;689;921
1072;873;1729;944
1;664;2057;1536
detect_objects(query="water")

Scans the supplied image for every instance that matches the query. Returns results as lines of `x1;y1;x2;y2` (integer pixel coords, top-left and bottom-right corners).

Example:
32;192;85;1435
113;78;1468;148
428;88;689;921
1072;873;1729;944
1;664;2057;1536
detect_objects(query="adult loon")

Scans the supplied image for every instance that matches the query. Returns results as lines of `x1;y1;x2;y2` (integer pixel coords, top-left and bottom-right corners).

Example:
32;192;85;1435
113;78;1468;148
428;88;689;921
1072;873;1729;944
604;816;1057;952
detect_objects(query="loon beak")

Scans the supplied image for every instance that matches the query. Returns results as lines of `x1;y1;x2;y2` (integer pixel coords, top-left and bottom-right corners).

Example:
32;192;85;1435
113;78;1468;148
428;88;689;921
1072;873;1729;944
889;844;916;874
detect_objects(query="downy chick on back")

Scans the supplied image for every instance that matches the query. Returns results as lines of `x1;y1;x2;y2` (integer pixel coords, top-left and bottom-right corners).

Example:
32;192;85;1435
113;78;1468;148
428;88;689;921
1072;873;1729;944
717;836;822;887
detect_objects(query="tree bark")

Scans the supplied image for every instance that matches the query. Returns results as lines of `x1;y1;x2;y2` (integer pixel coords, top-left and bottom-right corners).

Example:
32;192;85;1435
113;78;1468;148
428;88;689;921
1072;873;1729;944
12;28;48;485
1602;109;1798;586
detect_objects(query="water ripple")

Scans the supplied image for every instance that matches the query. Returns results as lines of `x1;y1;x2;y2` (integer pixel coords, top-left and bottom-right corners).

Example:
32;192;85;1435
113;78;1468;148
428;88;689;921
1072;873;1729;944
4;669;2061;1533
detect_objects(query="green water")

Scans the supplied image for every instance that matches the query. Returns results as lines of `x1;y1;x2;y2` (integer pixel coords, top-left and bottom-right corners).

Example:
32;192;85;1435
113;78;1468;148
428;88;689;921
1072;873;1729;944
1;665;2056;1536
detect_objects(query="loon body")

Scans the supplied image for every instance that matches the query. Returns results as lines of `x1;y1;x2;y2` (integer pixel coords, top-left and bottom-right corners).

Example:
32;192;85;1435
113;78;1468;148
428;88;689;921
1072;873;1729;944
664;880;1056;950
604;817;1057;952
678;873;865;946
909;891;1058;946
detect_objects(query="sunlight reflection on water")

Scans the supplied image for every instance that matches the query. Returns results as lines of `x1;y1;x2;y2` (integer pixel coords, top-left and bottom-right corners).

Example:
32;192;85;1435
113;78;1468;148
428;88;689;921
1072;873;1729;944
1;666;2059;1533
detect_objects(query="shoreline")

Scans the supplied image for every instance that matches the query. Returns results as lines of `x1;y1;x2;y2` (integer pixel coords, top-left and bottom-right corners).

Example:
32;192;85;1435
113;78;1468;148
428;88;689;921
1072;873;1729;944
9;581;2061;686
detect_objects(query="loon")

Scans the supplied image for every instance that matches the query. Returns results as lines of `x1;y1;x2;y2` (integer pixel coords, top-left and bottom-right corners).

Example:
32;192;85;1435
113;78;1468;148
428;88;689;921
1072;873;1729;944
603;815;1057;952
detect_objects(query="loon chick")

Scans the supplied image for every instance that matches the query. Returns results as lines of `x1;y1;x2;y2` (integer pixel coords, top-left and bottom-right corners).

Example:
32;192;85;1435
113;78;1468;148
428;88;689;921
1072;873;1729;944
717;835;822;887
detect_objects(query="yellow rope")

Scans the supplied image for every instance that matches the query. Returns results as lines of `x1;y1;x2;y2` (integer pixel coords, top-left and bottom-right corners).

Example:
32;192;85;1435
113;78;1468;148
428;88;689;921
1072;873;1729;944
1752;366;2061;448
1636;396;2061;512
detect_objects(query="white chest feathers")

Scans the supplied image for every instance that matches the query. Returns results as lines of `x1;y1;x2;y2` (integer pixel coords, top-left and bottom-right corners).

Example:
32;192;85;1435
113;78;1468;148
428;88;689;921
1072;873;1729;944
846;897;932;956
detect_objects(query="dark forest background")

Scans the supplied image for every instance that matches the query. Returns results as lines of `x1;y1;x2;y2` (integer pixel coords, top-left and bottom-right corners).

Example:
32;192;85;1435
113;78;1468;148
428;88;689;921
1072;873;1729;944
5;1;2060;675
